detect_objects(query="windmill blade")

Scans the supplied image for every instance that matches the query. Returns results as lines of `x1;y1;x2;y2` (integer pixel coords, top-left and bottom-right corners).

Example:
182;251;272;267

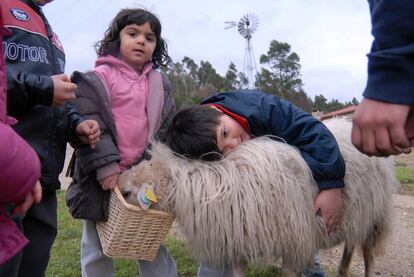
224;21;237;30
238;13;259;37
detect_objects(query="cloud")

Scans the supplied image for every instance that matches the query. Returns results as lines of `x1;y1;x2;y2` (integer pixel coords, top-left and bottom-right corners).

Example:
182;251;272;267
44;0;372;103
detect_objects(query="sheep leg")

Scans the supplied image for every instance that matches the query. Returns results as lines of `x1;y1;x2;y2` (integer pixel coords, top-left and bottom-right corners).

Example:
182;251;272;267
362;232;377;277
335;244;355;277
363;249;375;277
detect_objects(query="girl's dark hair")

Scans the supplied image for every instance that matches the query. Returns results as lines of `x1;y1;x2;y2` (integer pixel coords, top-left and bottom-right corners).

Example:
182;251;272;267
94;8;171;68
165;105;223;161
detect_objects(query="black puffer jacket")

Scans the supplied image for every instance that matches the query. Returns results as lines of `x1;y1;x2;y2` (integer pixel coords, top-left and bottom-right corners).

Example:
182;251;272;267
1;0;83;191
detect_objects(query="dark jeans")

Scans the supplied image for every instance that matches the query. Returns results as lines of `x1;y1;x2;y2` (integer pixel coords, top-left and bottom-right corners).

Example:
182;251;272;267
0;191;57;277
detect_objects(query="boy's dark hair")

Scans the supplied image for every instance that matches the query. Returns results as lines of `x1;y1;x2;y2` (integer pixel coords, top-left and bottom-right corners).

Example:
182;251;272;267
94;8;171;68
165;105;223;161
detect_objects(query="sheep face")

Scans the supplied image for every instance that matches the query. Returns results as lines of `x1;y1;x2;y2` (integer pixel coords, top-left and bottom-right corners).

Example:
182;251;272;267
117;156;172;209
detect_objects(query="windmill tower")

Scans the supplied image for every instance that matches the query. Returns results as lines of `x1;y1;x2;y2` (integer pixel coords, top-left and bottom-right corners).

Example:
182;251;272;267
225;13;259;90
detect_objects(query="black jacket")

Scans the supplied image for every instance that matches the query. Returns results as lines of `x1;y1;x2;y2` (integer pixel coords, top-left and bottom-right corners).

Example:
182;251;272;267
1;0;83;190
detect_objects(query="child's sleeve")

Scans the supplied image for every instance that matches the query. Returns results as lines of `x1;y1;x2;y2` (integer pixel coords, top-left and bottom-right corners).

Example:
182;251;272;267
0;123;40;203
6;68;55;117
69;72;120;176
66;101;85;143
258;95;346;190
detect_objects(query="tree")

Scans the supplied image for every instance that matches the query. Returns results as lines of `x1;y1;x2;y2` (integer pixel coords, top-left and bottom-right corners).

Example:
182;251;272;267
223;62;241;91
313;94;328;112
182;57;199;96
288;89;313;113
164;61;187;97
351;97;359;106
255;68;278;95
163;42;354;112
197;61;224;92
256;40;312;110
326;99;344;112
259;40;303;93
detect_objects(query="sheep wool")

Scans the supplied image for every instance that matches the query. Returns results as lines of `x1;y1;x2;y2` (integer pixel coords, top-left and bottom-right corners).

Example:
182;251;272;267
118;118;397;274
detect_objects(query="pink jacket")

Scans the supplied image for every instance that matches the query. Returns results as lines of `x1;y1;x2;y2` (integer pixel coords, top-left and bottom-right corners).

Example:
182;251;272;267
94;55;163;172
0;11;41;264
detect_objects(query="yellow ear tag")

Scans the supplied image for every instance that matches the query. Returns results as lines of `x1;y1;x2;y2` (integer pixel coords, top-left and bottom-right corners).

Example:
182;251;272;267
137;183;157;210
145;187;158;203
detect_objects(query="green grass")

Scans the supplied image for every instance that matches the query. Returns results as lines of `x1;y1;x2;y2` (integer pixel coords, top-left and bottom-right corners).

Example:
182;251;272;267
395;165;414;196
47;191;282;277
47;191;197;276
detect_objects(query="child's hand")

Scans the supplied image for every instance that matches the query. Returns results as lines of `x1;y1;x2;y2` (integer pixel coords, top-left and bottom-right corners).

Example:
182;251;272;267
314;188;343;236
51;74;77;107
76;120;101;149
99;174;119;190
12;180;42;215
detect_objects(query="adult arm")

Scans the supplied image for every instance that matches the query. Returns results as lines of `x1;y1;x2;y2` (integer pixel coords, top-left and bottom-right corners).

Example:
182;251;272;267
352;0;414;156
364;0;414;104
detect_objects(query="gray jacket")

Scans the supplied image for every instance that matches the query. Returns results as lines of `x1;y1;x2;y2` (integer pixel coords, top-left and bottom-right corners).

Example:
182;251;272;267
66;70;175;220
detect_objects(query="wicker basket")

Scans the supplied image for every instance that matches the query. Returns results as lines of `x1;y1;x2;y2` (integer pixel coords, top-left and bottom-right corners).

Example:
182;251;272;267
96;186;175;261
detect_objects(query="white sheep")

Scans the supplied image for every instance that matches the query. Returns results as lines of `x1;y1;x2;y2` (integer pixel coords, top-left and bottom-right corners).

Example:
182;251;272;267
118;118;397;277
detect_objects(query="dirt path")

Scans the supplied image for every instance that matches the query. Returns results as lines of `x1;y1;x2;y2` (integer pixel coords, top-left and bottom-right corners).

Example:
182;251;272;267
320;153;413;276
396;152;414;168
320;194;414;276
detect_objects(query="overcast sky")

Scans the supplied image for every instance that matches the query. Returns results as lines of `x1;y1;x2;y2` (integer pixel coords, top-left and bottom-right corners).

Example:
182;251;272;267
43;0;373;103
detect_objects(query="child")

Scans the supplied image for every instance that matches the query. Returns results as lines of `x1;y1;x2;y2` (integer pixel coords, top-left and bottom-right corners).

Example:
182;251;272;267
0;0;99;275
0;12;41;264
166;90;346;277
66;8;177;277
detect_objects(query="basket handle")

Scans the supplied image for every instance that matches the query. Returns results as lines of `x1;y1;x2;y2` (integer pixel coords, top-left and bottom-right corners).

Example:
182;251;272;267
113;186;127;203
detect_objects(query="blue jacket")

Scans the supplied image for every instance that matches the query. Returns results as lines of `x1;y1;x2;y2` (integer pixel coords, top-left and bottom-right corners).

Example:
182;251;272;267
364;0;414;104
201;90;345;191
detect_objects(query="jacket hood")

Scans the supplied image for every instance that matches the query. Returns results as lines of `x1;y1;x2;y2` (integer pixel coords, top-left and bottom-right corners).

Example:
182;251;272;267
95;55;153;78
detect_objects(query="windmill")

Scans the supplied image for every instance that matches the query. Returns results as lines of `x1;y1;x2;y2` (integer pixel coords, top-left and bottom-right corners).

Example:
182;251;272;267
225;13;259;90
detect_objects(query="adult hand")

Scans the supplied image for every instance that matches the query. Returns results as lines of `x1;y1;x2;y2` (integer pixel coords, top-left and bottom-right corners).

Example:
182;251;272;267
314;188;343;236
76;120;101;149
405;107;414;147
51;74;77;107
12;180;42;215
352;98;411;156
99;174;119;190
